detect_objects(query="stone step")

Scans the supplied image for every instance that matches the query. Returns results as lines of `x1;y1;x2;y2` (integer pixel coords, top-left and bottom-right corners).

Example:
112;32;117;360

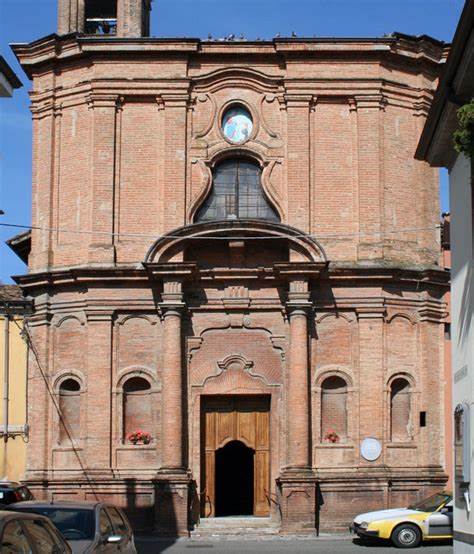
191;517;279;537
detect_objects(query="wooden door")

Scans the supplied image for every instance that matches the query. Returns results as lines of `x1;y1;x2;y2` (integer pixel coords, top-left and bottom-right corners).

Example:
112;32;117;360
201;395;270;517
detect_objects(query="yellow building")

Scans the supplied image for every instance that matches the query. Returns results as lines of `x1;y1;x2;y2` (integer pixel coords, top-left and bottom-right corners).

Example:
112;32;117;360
0;285;29;481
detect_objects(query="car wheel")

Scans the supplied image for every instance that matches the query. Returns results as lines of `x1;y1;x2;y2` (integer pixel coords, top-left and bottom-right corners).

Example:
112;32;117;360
391;523;422;548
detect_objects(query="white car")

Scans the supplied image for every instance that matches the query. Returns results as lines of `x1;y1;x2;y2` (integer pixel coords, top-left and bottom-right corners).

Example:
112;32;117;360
350;491;453;548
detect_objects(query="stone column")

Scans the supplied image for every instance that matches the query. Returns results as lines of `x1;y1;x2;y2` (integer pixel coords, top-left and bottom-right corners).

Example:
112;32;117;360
278;278;317;534
154;279;190;537
161;306;184;470
287;305;311;469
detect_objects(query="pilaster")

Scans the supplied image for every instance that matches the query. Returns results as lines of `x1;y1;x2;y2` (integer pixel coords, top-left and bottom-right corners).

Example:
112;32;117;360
57;0;85;35
353;95;386;260
284;94;315;232
30;103;60;271
87;94;121;264
117;0;151;37
160;94;190;232
24;319;51;480
85;310;114;471
356;306;386;465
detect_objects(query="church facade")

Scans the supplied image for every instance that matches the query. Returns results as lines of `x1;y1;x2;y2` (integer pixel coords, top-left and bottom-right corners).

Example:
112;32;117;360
12;0;450;535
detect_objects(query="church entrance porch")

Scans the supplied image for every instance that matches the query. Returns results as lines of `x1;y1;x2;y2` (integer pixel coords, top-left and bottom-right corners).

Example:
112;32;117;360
201;395;270;518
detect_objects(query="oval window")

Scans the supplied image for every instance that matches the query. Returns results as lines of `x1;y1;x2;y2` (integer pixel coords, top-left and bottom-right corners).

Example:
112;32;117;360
221;105;253;144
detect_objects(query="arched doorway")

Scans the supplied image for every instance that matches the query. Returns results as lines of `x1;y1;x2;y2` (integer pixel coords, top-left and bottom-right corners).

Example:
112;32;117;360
215;440;254;516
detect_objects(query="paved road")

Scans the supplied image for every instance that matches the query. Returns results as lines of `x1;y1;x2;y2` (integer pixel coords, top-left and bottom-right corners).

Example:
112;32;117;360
136;536;453;554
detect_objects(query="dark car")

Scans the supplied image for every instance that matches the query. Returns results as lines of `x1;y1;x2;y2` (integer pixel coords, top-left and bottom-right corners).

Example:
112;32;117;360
0;481;34;506
9;501;137;553
0;509;71;553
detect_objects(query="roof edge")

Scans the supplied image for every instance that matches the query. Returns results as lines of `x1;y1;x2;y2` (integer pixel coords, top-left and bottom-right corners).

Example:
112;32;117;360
415;0;474;163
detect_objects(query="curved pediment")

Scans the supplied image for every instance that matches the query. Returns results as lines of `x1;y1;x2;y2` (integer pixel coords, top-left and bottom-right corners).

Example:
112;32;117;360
144;220;327;266
192;66;283;94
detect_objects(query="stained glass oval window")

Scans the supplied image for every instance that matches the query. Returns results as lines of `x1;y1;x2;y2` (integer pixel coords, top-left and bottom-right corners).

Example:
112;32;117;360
221;106;253;144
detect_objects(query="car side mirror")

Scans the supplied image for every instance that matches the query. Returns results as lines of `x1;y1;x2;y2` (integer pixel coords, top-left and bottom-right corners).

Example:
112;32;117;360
440;507;451;514
107;534;123;544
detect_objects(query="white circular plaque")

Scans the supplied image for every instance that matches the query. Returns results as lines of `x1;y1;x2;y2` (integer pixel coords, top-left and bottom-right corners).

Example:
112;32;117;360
360;438;382;461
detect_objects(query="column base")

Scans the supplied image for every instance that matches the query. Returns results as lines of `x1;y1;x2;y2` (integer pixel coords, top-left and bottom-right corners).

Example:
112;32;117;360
277;468;318;535
153;470;191;537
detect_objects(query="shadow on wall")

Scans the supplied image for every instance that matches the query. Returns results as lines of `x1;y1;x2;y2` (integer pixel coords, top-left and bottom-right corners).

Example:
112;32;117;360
123;477;175;550
315;483;324;537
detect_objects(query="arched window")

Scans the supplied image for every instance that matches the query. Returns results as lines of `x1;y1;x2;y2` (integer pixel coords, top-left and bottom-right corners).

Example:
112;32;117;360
123;377;152;442
321;376;348;443
195;159;279;222
59;378;81;444
390;378;411;441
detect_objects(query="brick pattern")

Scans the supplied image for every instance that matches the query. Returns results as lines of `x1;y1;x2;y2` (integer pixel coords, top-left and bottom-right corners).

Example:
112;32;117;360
321;377;348;442
390;378;411;442
123;377;152;439
15;31;450;535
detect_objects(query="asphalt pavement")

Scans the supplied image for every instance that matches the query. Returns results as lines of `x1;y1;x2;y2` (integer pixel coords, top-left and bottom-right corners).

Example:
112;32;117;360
136;536;453;553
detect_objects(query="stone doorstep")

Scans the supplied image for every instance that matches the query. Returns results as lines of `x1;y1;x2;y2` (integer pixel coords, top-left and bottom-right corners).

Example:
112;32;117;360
190;516;279;537
197;517;276;528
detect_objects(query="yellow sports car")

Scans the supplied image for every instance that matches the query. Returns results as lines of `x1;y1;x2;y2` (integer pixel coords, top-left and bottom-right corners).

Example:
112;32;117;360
350;491;453;548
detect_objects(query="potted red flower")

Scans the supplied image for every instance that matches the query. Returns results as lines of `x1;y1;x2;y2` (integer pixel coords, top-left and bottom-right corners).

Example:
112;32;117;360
127;430;151;445
324;429;340;444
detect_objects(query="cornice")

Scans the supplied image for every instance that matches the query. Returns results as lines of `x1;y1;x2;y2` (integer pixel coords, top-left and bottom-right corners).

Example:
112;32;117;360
12;33;445;81
13;263;449;293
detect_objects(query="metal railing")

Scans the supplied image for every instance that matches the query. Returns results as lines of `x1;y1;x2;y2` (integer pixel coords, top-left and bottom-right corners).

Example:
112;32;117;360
85;18;117;35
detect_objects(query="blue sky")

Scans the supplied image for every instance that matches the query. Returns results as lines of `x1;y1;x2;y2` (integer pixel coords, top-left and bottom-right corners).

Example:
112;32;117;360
0;0;463;282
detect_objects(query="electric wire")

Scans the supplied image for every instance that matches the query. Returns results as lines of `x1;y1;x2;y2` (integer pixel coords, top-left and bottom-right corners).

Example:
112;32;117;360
11;315;100;499
0;221;441;242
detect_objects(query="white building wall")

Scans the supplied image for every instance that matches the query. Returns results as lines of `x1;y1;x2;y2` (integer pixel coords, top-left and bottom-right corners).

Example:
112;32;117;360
451;153;474;552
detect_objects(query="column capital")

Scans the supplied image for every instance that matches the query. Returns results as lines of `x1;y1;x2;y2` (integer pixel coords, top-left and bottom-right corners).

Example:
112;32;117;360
352;94;387;111
161;278;184;305
85;310;115;323
283;93;316;108
86;93;122;110
286;277;312;311
158;93;191;108
356;306;386;320
159;303;186;318
286;302;313;317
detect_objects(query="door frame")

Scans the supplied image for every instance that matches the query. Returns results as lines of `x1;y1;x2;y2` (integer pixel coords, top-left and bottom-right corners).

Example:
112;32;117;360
200;394;271;517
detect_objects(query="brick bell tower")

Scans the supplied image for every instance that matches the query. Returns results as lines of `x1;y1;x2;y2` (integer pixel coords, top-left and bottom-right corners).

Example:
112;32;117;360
58;0;152;37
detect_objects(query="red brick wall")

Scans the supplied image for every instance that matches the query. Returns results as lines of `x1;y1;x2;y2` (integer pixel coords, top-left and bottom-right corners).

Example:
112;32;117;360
15;33;450;532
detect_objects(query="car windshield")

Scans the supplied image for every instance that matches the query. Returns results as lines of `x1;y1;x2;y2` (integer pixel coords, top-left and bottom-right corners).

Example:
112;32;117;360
17;507;95;541
408;493;451;513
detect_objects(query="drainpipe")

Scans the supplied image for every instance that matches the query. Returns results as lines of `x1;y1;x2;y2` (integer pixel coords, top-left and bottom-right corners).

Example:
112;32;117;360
2;309;10;479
